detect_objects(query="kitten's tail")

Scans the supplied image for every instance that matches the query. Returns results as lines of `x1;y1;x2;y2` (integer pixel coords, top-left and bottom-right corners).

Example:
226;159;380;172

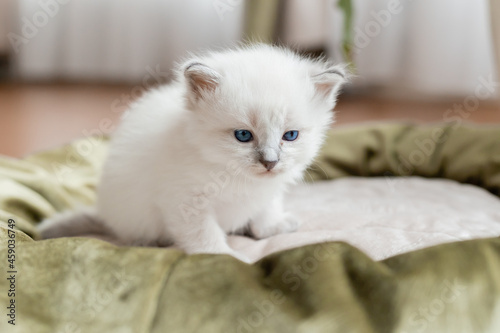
37;207;113;240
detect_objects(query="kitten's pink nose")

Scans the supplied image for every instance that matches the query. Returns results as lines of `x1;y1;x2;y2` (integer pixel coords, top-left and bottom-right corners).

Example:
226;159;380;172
259;159;278;171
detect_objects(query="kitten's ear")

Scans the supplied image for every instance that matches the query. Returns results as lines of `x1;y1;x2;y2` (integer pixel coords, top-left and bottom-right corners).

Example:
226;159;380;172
311;66;347;101
183;62;221;100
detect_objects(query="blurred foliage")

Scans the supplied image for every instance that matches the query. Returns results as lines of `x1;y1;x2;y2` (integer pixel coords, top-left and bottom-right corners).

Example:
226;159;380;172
337;0;355;70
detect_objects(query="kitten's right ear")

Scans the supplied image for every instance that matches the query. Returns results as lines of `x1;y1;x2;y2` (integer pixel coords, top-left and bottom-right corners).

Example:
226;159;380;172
183;62;221;101
311;66;347;102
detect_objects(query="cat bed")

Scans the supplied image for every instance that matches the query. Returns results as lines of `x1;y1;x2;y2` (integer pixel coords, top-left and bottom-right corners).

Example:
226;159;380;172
235;176;500;262
1;123;500;332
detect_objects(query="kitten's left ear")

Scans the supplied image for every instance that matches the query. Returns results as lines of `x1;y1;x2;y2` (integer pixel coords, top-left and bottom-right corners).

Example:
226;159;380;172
311;66;347;101
183;62;221;101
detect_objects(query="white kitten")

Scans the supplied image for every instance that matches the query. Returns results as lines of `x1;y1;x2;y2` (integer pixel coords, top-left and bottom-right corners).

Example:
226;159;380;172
38;45;346;262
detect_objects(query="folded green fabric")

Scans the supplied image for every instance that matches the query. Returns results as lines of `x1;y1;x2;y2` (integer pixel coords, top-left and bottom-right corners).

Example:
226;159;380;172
0;123;499;332
1;231;499;332
310;123;500;195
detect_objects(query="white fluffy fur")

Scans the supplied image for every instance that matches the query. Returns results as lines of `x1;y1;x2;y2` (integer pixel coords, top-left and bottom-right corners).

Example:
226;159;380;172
38;45;346;262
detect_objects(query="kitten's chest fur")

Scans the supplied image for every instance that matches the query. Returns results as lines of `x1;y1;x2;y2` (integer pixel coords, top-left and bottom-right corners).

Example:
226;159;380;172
165;163;284;231
206;177;284;232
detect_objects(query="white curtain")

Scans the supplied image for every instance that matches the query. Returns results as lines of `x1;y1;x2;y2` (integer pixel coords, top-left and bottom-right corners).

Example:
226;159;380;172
12;0;498;96
13;0;244;82
351;0;497;96
284;0;497;96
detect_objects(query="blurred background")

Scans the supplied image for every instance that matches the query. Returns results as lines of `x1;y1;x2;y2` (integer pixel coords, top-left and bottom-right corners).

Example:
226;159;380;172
0;0;498;157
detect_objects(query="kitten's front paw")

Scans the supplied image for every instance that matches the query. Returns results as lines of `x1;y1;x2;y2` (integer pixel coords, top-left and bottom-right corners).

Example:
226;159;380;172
251;213;301;240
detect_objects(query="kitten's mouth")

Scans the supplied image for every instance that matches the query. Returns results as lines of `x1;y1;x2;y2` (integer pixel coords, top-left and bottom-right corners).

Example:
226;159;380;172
257;169;282;177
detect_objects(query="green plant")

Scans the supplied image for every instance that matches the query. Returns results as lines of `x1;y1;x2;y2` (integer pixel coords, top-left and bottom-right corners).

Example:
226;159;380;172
337;0;354;68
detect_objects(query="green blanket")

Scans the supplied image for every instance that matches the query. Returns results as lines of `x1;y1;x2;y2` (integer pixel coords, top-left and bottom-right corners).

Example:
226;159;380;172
1;123;499;332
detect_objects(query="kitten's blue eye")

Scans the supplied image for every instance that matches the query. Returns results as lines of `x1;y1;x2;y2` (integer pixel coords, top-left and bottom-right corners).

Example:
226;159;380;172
234;130;253;142
283;130;299;141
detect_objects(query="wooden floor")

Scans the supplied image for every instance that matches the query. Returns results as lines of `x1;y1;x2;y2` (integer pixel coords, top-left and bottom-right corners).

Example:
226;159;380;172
0;83;499;158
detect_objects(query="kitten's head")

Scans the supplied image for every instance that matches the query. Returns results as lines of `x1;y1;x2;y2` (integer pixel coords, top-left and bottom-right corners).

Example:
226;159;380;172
179;45;347;181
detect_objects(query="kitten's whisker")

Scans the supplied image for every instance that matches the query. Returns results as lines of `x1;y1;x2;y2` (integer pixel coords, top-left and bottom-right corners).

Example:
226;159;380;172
243;173;248;194
234;167;246;195
303;169;314;184
310;162;329;180
230;170;239;193
237;174;242;195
